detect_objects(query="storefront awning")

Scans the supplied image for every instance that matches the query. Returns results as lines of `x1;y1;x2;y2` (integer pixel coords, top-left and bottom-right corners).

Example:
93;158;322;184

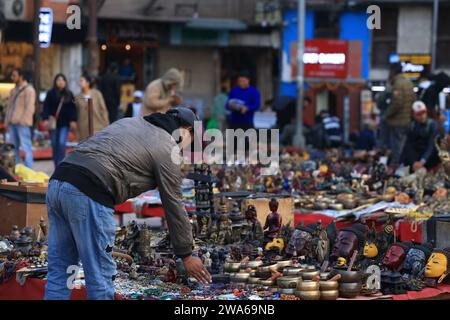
186;18;247;31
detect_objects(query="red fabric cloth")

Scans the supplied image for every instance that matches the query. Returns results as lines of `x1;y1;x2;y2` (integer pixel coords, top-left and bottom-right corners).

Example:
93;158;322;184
0;277;124;300
392;284;450;300
293;212;424;242
114;201;165;217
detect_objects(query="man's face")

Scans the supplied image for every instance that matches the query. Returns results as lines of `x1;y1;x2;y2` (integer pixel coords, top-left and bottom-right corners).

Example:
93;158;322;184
414;112;428;124
179;127;194;149
11;71;21;84
382;245;406;270
237;76;250;89
331;231;358;259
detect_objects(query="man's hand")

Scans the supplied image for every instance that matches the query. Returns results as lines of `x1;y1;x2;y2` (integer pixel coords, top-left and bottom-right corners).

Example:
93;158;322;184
241;106;249;114
182;255;211;284
170;95;183;106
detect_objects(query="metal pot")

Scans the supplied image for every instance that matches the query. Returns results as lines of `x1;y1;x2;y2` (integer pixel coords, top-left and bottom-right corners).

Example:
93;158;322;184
297;280;320;291
339;282;362;298
329;203;344;211
277;276;302;289
295;290;321;300
319;280;339;291
300;270;320;281
320;290;339;300
279;288;296;295
283;267;302;276
330;268;363;283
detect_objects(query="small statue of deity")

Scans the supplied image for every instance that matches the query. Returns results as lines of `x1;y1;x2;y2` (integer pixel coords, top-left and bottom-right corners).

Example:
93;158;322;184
263;198;282;243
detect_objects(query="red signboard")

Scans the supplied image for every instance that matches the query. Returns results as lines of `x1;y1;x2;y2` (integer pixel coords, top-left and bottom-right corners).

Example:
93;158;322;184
291;39;349;79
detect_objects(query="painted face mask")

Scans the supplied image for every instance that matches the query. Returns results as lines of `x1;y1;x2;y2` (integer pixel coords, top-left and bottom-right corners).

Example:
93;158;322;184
425;252;448;283
402;248;426;277
286;230;313;256
331;231;358;260
382;245;407;271
364;242;379;258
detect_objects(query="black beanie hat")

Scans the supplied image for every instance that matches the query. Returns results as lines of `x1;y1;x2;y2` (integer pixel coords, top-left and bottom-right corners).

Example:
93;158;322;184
340;223;368;251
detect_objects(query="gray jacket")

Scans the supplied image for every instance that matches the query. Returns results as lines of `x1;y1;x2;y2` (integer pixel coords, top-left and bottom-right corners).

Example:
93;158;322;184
63;117;193;257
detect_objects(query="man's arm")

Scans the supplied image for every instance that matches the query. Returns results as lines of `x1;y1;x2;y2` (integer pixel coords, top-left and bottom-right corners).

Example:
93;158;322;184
421;121;439;163
247;87;261;112
143;82;173;115
153;161;193;257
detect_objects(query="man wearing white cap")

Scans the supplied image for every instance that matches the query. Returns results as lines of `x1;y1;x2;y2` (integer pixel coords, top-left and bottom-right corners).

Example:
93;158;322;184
125;90;144;118
399;101;440;171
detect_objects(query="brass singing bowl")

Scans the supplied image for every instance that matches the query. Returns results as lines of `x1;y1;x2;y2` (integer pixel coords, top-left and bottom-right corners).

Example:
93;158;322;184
242;260;263;269
339;282;362;298
257;264;278;273
329;203;344;211
248;277;262;285
320;290;339;300
224;262;242;272
276;260;293;270
230;272;250;283
320;272;331;281
300;270;320;281
295;290;321;300
297;280;320;291
283;267;302;276
330;268;363;283
279;288;296;295
277;276;302;289
319;280;339;291
259;279;275;286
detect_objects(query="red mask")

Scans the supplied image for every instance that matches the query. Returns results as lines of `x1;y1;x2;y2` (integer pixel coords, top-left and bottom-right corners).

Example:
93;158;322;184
382;245;406;271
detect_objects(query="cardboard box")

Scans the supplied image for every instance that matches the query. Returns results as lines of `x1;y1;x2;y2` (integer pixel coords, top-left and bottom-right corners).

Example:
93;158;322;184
0;182;47;236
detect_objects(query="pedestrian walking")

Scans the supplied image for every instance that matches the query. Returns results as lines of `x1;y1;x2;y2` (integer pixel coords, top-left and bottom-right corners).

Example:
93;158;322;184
42;74;78;166
4;68;36;168
75;73;110;141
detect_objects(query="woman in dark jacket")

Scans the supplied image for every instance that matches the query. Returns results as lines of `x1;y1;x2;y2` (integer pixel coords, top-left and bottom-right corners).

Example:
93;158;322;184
42;74;78;166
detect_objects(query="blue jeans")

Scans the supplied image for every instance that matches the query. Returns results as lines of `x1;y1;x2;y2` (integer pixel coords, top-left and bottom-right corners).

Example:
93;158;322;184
45;180;117;300
50;127;69;166
8;124;33;168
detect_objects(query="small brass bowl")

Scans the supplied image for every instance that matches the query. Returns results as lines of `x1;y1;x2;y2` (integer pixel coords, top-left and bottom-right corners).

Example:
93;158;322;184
230;272;250;283
243;260;263;269
320;290;339;300
339;282;362;298
248;277;261;285
330;268;363;283
277;276;302;289
259;279;276;286
257;264;278;273
283;267;302;276
319;280;339;291
224;262;242;272
295;290;321;300
320;272;331;281
279;288;296;295
276;260;293;270
297;280;320;291
300;270;320;281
